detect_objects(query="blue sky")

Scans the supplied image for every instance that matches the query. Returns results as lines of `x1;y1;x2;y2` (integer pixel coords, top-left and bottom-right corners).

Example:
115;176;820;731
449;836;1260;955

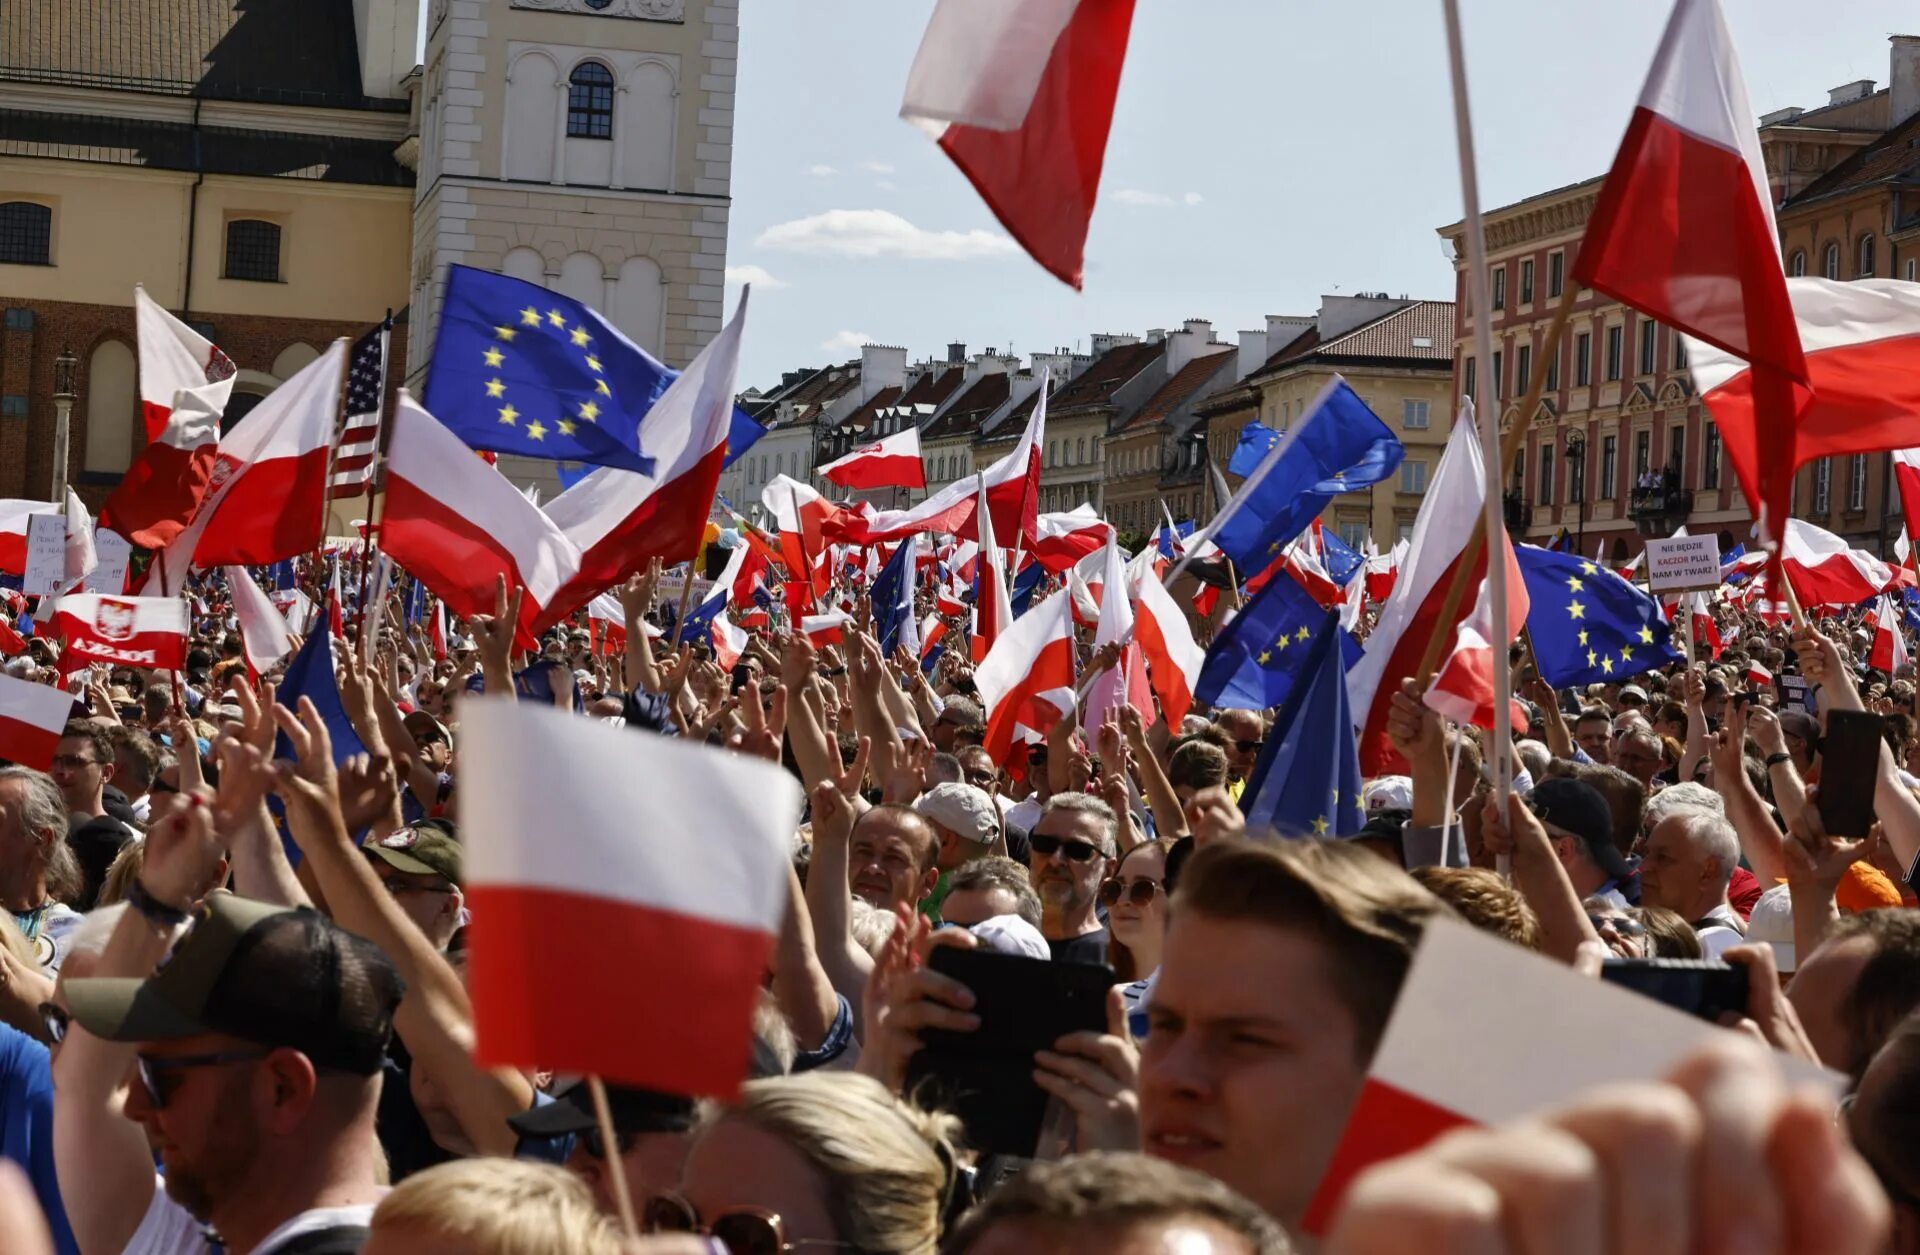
720;1;1915;389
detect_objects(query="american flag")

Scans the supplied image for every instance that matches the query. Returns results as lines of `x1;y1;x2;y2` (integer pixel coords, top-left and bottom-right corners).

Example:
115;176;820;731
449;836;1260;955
328;318;391;499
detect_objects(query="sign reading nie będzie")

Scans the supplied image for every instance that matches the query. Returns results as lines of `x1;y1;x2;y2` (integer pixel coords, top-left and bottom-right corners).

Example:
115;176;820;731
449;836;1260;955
1644;534;1721;592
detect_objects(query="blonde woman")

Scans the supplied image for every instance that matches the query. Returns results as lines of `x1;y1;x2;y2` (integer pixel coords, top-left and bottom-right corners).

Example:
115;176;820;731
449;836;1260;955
362;1159;623;1255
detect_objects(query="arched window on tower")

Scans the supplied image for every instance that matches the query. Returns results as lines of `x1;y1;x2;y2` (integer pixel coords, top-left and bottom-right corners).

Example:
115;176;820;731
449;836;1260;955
567;62;615;140
84;340;136;473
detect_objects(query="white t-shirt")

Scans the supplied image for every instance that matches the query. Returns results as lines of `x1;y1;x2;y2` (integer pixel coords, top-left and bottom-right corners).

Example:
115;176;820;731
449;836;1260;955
25;904;82;975
1006;796;1043;834
126;1183;377;1255
1695;903;1745;960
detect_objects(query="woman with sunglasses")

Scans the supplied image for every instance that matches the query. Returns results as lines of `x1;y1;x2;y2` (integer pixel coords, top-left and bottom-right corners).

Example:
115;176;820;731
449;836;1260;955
1105;839;1176;1034
658;1071;961;1254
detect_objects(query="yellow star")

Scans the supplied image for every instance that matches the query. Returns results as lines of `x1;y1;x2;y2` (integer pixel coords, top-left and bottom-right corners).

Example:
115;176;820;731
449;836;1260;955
1587;649;1598;666
1568;600;1586;620
1273;635;1289;652
570;326;592;347
1312;815;1331;835
595;379;611;397
557;419;577;437
1577;629;1589;646
1258;649;1273;664
1580;560;1599;575
494;325;517;341
1355;793;1367;811
578;400;600;423
1620;645;1634;663
484;378;506;399
1296;626;1311;642
547;309;566;328
1566;576;1584;593
497;403;519;426
1601;655;1615;675
1267;539;1284;555
1637;626;1655;644
525;420;548;441
483;347;505;368
585;354;603;373
521;306;543;326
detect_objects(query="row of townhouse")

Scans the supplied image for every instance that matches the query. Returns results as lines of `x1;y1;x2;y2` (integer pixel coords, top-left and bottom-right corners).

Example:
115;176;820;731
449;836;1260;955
714;299;1456;550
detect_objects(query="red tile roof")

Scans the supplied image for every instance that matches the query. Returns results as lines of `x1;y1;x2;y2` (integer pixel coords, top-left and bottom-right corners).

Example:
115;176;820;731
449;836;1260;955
923;373;1012;441
1785;108;1920;207
1120;349;1234;432
897;365;967;412
1256;301;1454;376
1003;339;1166;424
838;385;903;435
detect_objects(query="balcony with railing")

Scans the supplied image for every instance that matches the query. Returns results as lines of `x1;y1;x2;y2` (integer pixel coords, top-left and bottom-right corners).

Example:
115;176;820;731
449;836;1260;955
1627;468;1693;535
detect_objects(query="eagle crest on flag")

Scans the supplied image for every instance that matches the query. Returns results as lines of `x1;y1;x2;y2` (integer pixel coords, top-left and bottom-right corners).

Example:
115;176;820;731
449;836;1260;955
94;599;136;642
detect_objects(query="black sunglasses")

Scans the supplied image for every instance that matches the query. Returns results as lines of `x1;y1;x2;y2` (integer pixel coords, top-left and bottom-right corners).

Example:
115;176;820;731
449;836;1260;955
644;1194;849;1252
1099;876;1162;908
1030;833;1103;862
1232;739;1263;754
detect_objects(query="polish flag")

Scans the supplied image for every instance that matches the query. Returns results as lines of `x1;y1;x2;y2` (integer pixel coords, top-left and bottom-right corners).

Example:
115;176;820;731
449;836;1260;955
101;290;236;546
1027;504;1108;572
859;372;1048;545
62;488;97;590
460;697;801;1098
977;588;1077;764
1422;540;1530;735
818;427;927;491
801;610;853;646
1871;594;1910;674
971;474;1014;664
224;566;294;680
761;475;838;611
1129;551;1205;728
378;394;583;635
1303;918;1834;1236
149;339;348;588
1896;449;1920;546
327;565;345;640
1348;409;1491;774
0;672;72;770
0;501;56;575
920;614;950;672
710;607;749;671
900;0;1137;289
533;292;747;635
51;594;189;673
1747;660;1773;687
1084;534;1150;730
1574;0;1806;538
0;617;25;658
587;595;630;658
429;599;449;662
1781;518;1893;607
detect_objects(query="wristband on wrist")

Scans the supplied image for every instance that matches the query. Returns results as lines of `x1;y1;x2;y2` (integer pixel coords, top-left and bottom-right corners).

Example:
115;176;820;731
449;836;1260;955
1765;751;1793;767
125;879;190;928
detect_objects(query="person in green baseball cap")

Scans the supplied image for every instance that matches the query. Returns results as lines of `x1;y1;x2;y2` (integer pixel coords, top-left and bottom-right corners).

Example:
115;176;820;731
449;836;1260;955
364;820;465;953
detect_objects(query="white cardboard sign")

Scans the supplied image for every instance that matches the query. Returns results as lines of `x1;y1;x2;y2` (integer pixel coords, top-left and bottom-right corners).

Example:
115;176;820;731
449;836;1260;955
1645;533;1722;592
84;529;131;594
21;513;66;597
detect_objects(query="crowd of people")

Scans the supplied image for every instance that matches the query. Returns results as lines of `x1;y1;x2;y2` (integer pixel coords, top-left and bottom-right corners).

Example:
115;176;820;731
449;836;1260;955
0;549;1912;1255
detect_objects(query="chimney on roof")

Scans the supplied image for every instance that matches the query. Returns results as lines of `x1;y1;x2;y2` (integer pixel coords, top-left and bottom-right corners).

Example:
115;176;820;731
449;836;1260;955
1759;105;1805;126
1828;78;1876;106
1237;329;1268;381
356;0;419;99
860;343;908;400
1146;328;1166;343
1893;36;1920;128
1164;319;1216;376
1317;294;1414;341
948;341;967;364
1264;315;1313;358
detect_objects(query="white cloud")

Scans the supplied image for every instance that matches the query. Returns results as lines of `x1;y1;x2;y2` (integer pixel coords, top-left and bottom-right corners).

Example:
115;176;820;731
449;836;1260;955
1112;188;1204;208
723;264;788;290
805;163;838;177
756;209;1019;261
821;330;875;356
876;179;897;192
862;160;895;174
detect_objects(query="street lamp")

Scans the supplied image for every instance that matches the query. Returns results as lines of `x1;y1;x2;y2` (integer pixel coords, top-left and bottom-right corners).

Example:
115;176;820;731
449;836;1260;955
1563;428;1587;552
51;344;76;502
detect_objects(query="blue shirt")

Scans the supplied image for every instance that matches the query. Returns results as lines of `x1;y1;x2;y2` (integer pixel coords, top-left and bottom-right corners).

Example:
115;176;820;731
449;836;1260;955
0;1023;76;1254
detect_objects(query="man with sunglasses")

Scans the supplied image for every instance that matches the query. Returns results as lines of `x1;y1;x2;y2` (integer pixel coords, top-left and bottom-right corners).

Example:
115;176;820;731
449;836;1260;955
507;1080;696;1222
1212;711;1265;800
364;822;465;953
1030;793;1119;964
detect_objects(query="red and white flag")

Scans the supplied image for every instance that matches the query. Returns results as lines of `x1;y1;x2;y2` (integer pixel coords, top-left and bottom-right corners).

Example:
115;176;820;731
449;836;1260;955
148;339;348;591
1422;540;1530;735
224;566;294;680
710;607;748;671
1575;0;1806;537
1747;660;1773;686
1128;548;1205;729
859;371;1048;545
1895;448;1920;546
977;588;1076;764
326;565;345;640
900;0;1137;289
51;594;189;673
1303;918;1835;1236
802;609;854;646
534;292;747;635
1083;532;1150;731
1348;409;1492;774
971;473;1014;664
1781;518;1893;607
761;475;837;612
62;488;97;590
0;672;72;771
461;697;800;1098
818;427;927;491
100;290;235;547
1871;593;1910;674
0;501;56;575
1027;503;1107;572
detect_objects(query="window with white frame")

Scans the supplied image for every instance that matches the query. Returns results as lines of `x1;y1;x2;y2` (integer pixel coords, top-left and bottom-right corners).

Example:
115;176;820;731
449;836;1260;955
1813;458;1831;513
1399;460;1428;494
1402;399;1430;430
1849;454;1867;510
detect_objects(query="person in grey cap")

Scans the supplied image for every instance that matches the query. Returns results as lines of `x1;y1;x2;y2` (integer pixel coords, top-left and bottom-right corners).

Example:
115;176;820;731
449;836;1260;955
913;782;1002;919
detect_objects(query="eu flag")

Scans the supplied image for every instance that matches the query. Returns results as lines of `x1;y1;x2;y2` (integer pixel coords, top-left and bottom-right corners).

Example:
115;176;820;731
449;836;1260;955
1239;610;1367;839
870;539;915;655
1011;560;1046;616
1195;562;1362;711
1516;544;1682;687
1226;421;1279;479
1319;526;1365;586
270;628;368;865
1209;380;1403;574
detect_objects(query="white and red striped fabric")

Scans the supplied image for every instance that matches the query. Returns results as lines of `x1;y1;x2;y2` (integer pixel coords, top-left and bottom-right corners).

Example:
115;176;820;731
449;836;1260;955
1747;661;1773;687
327;322;390;500
818;426;926;491
761;475;838;612
1027;504;1107;572
1348;410;1491;774
1422;540;1530;735
710;608;749;671
1084;533;1150;731
50;594;189;673
102;291;235;547
1894;449;1920;547
327;565;345;640
0;500;56;575
1871;593;1910;674
977;587;1076;765
378;394;583;638
859;371;1048;545
148;339;348;590
1128;549;1205;729
971;474;1014;664
801;610;853;646
1302;918;1834;1236
1576;0;1805;537
224;566;295;680
534;295;745;634
900;0;1136;289
920;615;950;666
1781;518;1893;607
0;673;72;770
461;697;800;1098
61;488;96;591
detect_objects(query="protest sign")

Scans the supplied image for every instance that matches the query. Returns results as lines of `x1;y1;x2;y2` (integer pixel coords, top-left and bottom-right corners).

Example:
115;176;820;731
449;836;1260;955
1645;533;1722;592
84;529;132;594
21;513;66;596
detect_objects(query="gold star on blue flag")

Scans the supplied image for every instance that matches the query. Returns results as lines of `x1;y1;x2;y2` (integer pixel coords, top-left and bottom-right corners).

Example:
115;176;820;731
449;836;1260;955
1196;564;1362;711
1517;543;1682;687
1239;610;1368;840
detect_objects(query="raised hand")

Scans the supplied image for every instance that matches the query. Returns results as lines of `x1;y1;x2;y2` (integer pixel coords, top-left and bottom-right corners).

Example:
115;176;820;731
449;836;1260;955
140;786;227;911
730;683;787;763
617;557;662;621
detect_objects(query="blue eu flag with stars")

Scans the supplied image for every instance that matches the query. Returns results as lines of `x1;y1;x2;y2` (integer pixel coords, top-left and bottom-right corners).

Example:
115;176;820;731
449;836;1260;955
1516;544;1682;687
1239;610;1368;840
425;265;658;475
1195;562;1362;711
269;628;367;866
1209;380;1403;574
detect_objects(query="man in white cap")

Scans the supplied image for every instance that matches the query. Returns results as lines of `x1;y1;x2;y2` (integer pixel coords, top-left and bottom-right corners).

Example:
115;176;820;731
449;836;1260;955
913;782;1001;920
